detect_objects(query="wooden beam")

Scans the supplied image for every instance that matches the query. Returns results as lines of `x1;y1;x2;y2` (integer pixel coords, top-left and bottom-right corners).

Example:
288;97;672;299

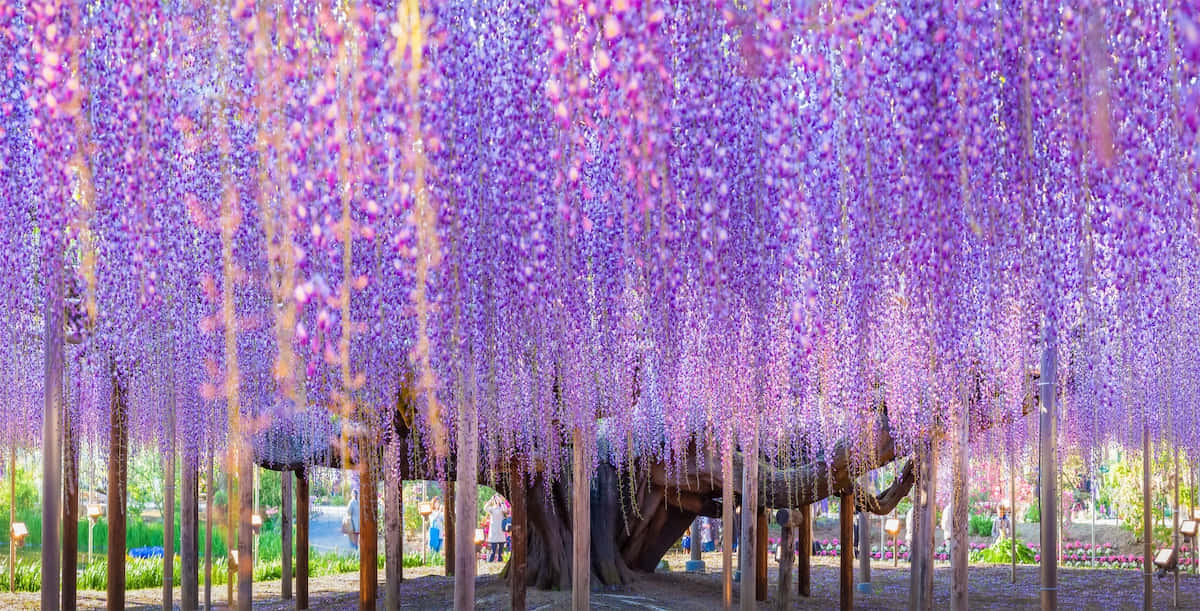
281;471;293;601
297;471;310;610
359;449;378;611
571;427;590;611
62;401;79;611
107;374;128;611
777;522;793;611
839;491;853;611
510;457;528;611
182;442;199;611
798;505;812;598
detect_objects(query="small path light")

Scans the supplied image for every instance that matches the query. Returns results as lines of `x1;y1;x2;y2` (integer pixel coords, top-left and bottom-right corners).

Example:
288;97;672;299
1154;548;1178;579
87;504;104;566
885;518;902;567
10;522;28;548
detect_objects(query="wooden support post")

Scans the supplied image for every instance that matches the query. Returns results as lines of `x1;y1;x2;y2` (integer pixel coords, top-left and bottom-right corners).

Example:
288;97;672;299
857;510;871;594
282;471;293;601
1191;463;1196;576
454;401;479;611
297;471;310;610
910;442;936;611
799;504;812;597
107;375;129;611
839;492;854;611
205;451;213;611
777;521;793;611
164;392;177;611
238;436;254;611
182;443;199;611
1039;339;1058;611
756;505;767;602
384;443;402;609
722;442;734;610
571;427;590;611
1011;457;1017;584
444;480;455;577
688;519;703;567
950;401;969;611
8;443;14;594
1143;424;1152;611
360;448;379;611
740;422;759;611
510;457;527;611
62;401;79;611
42;249;65;611
1173;440;1180;608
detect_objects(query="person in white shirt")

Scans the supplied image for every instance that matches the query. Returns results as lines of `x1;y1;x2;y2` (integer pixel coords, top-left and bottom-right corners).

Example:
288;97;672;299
941;499;955;558
485;496;509;562
346;489;361;550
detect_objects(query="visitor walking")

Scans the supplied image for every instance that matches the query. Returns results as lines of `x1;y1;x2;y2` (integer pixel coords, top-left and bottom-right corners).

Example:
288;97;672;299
701;518;715;553
429;496;444;554
486;495;509;562
993;504;1012;543
345;489;361;550
941;498;954;554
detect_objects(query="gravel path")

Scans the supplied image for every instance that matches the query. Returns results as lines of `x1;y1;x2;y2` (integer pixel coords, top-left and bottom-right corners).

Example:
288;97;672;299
2;551;1196;609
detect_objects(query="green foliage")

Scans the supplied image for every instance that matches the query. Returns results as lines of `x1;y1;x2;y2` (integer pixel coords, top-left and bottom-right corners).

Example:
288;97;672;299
0;558;42;592
403;552;444;568
970;537;1036;565
0;463;45;546
73;550;376;592
1025;500;1040;523
968;513;993;537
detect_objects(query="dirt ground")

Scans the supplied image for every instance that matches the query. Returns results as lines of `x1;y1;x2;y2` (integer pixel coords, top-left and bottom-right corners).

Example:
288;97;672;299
4;551;1197;610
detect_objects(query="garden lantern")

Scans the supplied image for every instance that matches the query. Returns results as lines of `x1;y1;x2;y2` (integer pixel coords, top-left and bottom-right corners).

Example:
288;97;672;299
87;504;103;566
251;513;263;535
885;518;901;567
10;522;28;548
1153;548;1177;578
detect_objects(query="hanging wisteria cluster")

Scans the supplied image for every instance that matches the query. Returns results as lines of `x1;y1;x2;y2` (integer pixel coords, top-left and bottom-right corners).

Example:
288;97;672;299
0;0;1198;487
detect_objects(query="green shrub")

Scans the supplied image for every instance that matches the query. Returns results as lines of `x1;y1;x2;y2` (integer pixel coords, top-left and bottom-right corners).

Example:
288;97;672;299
968;513;993;537
403;552;444;568
1025;500;1040;524
970;537;1036;564
0;558;43;592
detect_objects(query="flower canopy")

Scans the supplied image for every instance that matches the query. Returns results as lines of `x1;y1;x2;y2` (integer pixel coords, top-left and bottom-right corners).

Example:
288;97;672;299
0;0;1198;482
